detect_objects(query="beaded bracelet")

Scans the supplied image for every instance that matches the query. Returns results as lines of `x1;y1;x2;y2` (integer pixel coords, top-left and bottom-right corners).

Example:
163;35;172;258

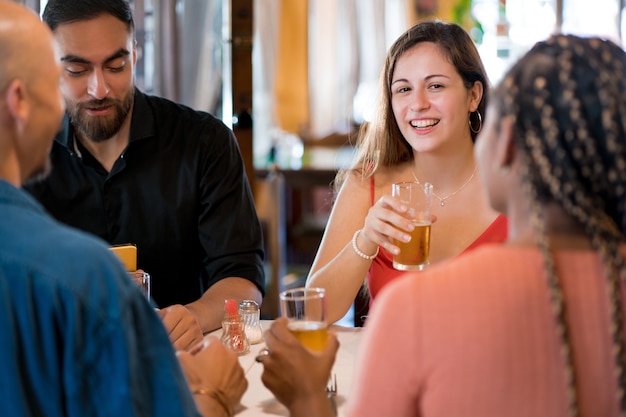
193;387;232;417
351;229;379;260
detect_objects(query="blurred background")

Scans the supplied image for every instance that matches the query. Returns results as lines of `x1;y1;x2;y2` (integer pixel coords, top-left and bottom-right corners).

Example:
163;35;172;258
19;0;625;171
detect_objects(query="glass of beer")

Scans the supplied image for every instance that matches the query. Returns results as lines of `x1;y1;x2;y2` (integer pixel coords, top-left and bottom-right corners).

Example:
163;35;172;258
279;287;328;351
392;181;433;271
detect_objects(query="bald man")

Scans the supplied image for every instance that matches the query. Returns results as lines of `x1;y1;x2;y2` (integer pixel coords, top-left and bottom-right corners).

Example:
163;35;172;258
0;2;245;416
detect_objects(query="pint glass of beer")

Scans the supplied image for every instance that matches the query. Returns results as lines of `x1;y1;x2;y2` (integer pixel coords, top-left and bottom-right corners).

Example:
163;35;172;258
392;182;433;271
279;287;328;351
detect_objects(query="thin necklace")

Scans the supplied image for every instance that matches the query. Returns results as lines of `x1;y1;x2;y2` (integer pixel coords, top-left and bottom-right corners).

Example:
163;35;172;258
411;164;478;207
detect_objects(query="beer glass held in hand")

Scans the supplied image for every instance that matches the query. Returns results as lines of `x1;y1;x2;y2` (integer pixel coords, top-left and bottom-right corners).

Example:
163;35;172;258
392;182;433;271
279;287;328;351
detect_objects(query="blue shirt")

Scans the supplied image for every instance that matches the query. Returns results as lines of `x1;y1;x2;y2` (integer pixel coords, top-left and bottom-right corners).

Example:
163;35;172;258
0;180;201;417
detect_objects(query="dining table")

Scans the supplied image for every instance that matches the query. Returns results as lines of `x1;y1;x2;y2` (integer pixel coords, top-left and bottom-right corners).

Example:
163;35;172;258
211;320;363;416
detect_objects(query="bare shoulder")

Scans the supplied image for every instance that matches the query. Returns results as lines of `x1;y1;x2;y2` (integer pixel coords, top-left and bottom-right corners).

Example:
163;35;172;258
334;171;371;206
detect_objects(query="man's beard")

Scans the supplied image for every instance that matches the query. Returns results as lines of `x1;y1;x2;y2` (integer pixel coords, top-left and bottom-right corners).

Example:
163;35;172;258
67;93;133;143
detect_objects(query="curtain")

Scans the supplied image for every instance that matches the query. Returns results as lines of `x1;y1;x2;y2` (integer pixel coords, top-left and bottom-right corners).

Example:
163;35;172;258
307;0;358;138
153;0;179;101
253;0;281;165
353;0;407;125
178;0;222;113
307;0;409;138
153;0;222;114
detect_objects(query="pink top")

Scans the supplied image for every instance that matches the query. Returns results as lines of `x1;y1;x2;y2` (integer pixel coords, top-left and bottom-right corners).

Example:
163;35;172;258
348;245;624;417
367;176;508;299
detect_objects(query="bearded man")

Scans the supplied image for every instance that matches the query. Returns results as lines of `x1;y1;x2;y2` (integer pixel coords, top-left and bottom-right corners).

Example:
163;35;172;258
24;0;265;351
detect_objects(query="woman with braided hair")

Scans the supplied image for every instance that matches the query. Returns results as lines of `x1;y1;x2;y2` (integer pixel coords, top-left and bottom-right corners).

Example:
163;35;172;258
258;35;626;417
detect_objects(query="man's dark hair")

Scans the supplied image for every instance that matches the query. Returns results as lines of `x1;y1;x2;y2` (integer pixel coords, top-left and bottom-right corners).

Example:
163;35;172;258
42;0;134;33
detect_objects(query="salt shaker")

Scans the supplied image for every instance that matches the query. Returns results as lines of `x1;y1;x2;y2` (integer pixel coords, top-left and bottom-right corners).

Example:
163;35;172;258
239;300;264;344
220;299;250;355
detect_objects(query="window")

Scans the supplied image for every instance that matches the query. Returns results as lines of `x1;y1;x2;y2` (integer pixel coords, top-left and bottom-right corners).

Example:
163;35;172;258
473;0;622;83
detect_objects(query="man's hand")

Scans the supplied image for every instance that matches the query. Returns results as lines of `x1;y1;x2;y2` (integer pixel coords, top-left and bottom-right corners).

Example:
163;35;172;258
157;304;204;351
177;336;248;417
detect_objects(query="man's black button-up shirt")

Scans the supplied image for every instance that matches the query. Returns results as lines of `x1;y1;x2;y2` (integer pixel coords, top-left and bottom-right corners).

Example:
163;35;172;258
25;89;265;307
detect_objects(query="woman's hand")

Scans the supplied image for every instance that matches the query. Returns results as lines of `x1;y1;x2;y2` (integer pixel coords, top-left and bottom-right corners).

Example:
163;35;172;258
177;335;248;417
258;318;338;417
360;194;438;256
361;194;417;255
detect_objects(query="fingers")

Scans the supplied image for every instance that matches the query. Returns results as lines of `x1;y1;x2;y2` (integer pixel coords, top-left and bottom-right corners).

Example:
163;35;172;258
188;336;209;355
177;337;248;415
362;195;418;255
371;196;417;231
129;269;145;279
261;319;339;366
189;334;220;355
255;347;270;363
196;335;233;357
172;329;204;351
258;322;338;409
324;332;340;357
159;305;204;351
197;340;248;407
266;318;293;343
318;332;340;371
264;318;303;353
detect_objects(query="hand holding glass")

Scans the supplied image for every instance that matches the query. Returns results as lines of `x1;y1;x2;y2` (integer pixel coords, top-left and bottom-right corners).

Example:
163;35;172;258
130;270;151;299
279;287;328;351
392;182;433;271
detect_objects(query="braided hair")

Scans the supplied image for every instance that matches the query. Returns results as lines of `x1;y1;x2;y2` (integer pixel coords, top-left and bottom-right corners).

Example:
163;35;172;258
492;35;626;416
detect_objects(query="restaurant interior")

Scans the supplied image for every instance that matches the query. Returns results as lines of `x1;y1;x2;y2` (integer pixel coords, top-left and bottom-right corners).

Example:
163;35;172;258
19;0;626;325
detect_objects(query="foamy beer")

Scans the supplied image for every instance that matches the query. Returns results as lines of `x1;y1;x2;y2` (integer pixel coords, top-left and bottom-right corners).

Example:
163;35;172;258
279;287;328;351
392;182;433;271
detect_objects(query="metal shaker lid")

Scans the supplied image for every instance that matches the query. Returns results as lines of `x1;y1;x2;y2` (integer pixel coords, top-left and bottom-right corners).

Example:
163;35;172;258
239;299;259;312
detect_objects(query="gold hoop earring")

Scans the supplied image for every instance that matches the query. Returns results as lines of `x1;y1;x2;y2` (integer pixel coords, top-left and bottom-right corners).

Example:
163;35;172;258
469;111;482;134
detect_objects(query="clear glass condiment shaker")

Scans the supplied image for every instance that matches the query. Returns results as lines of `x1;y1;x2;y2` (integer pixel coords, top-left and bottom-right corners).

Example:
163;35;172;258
220;299;250;355
239;300;264;344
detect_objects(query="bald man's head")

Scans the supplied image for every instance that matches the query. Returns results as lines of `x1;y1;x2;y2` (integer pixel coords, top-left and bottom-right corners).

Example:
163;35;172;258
0;0;65;187
0;2;49;89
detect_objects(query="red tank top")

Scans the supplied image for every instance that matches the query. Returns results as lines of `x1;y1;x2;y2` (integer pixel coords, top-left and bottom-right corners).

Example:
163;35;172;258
366;176;508;299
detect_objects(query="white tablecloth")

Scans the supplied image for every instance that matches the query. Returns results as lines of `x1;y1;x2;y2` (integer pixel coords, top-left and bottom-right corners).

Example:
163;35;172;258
212;320;363;416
